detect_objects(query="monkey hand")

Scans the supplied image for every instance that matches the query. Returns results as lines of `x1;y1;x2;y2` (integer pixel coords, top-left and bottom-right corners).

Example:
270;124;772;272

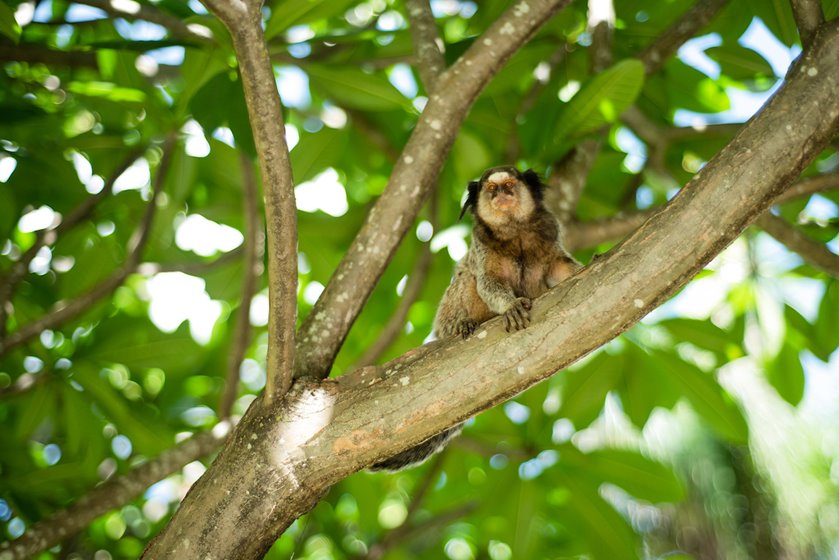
503;297;531;332
455;318;479;339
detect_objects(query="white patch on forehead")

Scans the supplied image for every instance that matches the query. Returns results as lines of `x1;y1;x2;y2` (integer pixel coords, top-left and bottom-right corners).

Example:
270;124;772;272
487;171;512;183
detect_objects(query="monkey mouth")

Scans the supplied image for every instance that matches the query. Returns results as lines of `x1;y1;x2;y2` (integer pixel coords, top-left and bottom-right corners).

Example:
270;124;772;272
491;192;517;209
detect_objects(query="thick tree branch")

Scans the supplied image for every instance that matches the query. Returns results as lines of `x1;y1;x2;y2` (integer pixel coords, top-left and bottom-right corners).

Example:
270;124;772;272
756;214;839;277
0;425;232;560
790;0;824;47
142;20;839;559
0;137;174;356
202;0;298;401
295;0;574;381
405;0;446;93
639;0;730;75
219;154;262;418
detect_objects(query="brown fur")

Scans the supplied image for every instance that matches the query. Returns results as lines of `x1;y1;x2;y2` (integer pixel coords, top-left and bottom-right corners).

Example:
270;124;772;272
434;167;580;338
370;166;580;472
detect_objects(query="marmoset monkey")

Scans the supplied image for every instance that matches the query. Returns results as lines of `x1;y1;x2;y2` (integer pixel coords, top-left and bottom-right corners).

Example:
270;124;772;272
370;166;580;472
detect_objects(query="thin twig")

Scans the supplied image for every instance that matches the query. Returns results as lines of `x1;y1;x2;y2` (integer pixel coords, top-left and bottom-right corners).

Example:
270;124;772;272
405;0;446;93
587;0;614;74
756;213;839;277
351;187;439;368
137;247;244;275
0;45;98;68
202;0;298;402
563;172;839;250
0;146;146;337
219;154;262;418
0;424;233;560
363;452;447;560
790;0;824;47
74;0;212;42
639;0;730;75
543;0;613;225
0;136;175;356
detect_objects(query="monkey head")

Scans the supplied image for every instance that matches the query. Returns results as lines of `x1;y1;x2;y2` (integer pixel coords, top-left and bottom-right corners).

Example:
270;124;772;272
459;166;545;227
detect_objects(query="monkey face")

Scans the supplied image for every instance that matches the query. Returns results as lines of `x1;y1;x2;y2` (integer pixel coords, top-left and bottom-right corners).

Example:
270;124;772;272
475;169;536;227
460;167;545;225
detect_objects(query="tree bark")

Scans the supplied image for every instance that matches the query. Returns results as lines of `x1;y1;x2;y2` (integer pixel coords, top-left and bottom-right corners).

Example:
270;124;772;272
142;19;839;560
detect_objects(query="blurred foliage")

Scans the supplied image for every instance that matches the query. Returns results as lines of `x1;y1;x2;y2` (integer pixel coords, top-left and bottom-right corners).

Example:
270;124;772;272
0;0;838;559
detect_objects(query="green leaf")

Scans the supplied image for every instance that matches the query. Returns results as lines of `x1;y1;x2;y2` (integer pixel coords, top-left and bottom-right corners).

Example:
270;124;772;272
659;317;741;361
66;81;147;103
706;44;775;80
265;0;360;40
71;366;172;455
747;0;798;46
81;318;203;374
654;350;748;443
290;127;348;183
0;0;21;43
815;280;839;357
306;65;412;112
560;473;639;560
619;344;679;429
585;449;685;503
553;60;645;144
189;72;255;156
766;342;805;406
825;0;839;19
559;352;621;429
15;383;56;440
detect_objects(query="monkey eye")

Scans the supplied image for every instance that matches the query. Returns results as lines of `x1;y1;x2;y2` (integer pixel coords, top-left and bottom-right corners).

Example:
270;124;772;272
486;182;497;192
504;180;516;188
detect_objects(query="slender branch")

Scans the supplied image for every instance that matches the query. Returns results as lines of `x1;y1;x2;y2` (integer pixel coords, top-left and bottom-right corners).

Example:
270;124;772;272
351;247;433;369
587;0;614;74
364;452;447;560
347;110;400;162
778;173;839;203
790;0;824;47
73;0;212;42
563;172;839;251
352;186;439;368
219;154;262;418
0;45;98;68
639;0;730;75
0;372;48;399
756;214;839;277
0;146;146;336
295;0;574;381
365;502;478;560
0;137;175;356
137;247;244;275
543;0;612;225
0;425;233;560
504;45;568;162
405;0;447;93
545;140;601;225
202;0;298;401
